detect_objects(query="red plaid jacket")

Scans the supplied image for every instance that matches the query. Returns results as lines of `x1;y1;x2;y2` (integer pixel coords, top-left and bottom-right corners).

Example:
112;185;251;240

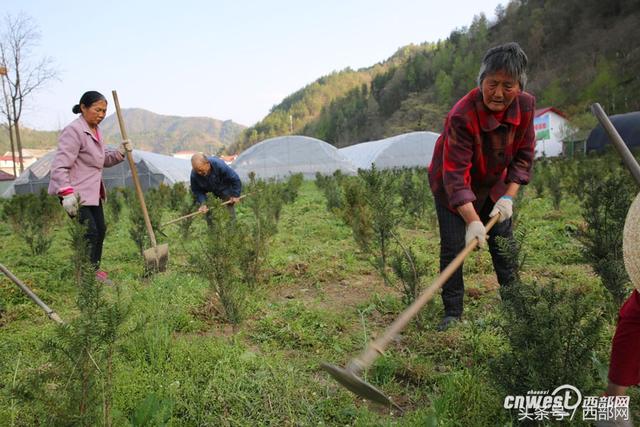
428;87;536;212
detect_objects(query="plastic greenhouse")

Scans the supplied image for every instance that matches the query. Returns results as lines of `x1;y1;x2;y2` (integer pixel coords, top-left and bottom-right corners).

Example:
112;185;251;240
231;135;357;181
2;149;192;197
338;131;440;170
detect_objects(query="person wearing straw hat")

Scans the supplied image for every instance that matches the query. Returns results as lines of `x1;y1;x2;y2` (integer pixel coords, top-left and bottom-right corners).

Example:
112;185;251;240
428;42;536;331
595;194;640;427
49;91;130;284
190;153;242;219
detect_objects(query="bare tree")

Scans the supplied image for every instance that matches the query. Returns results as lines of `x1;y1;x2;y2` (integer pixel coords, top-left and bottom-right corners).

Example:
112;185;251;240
0;13;57;174
0;65;17;177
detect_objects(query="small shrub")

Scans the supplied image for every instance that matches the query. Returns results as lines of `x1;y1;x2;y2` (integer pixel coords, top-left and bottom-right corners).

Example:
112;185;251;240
578;167;635;309
316;173;343;212
128;189;163;257
399;168;430;226
105;188;124;224
282;173;304;204
531;159;547;198
192;198;248;324
489;234;606;402
359;165;402;279
339;178;373;253
12;215;128;425
546;162;564;210
177;196;197;239
129;393;173;427
2;190;62;255
154;183;172;208
241;177;282;285
390;241;427;306
168;182;189;212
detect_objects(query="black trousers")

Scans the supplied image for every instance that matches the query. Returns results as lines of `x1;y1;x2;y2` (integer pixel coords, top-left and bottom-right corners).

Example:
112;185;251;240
78;203;106;268
435;198;515;317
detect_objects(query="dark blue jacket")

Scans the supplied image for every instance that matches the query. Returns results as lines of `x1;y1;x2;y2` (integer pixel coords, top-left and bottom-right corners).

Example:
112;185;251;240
190;156;242;204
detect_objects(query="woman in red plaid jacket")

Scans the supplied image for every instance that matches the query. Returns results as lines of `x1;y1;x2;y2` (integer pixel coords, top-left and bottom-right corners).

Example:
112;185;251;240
428;42;535;331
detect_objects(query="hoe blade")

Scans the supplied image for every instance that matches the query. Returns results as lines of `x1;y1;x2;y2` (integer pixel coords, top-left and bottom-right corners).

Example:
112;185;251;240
143;244;169;272
320;362;401;411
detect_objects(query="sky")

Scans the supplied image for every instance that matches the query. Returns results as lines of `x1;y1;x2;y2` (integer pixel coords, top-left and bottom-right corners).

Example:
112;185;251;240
2;0;503;130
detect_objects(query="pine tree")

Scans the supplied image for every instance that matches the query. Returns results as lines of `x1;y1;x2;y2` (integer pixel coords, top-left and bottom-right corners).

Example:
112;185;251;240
13;214;128;425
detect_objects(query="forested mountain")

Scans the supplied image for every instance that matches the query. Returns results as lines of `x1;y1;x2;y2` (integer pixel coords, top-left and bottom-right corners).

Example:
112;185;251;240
0;109;246;155
229;0;640;153
0;127;58;153
99;109;245;154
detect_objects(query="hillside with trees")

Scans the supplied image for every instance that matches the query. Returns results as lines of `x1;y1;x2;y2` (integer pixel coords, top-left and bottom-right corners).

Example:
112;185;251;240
229;0;640;152
0;127;57;153
99;108;246;154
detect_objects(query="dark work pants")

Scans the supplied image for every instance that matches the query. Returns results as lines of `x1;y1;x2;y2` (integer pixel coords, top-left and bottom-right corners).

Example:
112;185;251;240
435;198;515;317
78;203;107;268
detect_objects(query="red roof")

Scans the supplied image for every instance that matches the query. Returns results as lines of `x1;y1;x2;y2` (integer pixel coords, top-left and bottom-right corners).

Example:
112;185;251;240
0;155;34;161
535;107;567;119
0;170;15;181
219;155;238;162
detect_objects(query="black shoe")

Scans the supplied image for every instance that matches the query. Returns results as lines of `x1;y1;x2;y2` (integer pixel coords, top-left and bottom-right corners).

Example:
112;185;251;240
437;316;460;332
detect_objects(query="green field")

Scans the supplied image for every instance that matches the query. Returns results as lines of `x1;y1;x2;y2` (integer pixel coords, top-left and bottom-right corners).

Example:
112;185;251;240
0;166;638;426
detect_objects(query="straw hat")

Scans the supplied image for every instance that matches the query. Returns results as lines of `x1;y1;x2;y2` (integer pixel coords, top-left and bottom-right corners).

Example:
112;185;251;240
624;192;640;290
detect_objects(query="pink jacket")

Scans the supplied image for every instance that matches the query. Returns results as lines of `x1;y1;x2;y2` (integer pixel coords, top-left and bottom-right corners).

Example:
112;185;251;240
48;116;124;206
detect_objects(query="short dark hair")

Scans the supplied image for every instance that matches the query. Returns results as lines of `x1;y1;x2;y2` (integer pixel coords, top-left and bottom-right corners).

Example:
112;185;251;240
72;91;106;114
477;42;528;89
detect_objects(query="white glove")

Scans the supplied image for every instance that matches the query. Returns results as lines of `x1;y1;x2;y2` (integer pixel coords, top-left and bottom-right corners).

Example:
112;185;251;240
118;140;133;156
62;193;79;217
465;220;486;249
490;196;513;223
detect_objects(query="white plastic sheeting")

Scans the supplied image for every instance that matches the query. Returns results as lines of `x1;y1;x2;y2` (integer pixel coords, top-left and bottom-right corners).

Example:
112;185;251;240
339;131;440;170
231;135;357;181
2;149;192;197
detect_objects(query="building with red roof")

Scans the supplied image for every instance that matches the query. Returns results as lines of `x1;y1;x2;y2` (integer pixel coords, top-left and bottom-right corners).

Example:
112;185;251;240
534;107;572;157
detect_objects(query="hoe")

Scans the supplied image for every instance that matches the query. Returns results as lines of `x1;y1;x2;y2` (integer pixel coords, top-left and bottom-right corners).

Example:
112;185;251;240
112;90;168;272
160;194;249;228
321;215;500;410
0;263;64;324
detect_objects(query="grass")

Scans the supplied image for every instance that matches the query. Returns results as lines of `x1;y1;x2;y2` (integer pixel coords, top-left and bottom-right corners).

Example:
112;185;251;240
0;179;638;425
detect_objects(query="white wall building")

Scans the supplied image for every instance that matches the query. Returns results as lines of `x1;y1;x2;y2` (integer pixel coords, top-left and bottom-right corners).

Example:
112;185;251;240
0;149;54;176
534;108;571;158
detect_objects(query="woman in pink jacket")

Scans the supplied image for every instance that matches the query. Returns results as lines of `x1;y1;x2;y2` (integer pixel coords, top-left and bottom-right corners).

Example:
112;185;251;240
48;91;128;284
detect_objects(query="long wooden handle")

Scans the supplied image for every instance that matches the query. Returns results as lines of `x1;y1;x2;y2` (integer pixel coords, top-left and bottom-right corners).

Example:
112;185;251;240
112;90;158;248
0;263;64;324
160;194;248;228
591;103;640;187
349;215;500;372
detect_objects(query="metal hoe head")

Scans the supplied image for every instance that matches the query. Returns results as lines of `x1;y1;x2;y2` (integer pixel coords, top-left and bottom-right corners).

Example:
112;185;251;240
143;244;169;272
320;362;401;411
